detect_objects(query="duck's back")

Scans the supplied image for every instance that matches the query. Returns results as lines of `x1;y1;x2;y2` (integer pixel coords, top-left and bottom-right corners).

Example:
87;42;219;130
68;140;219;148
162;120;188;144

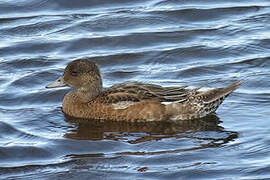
104;81;190;102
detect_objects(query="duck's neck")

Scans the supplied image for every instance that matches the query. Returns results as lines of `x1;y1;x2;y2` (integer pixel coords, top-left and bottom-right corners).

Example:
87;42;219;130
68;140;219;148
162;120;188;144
76;81;102;103
62;80;102;118
77;88;101;103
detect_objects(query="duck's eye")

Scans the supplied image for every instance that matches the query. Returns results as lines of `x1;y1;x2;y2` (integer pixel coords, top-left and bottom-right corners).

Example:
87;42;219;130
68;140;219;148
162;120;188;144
71;69;78;76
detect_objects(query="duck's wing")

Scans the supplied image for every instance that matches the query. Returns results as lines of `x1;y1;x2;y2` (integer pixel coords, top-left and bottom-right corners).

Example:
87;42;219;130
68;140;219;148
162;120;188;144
95;82;191;110
104;82;190;102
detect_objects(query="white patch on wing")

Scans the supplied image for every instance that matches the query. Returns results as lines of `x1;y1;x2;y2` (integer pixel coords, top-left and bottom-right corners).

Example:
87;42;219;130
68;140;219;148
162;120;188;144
161;102;172;105
161;99;186;105
112;101;136;110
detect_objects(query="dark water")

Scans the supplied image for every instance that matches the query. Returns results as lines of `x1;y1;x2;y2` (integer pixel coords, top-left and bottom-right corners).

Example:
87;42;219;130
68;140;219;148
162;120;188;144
1;0;270;179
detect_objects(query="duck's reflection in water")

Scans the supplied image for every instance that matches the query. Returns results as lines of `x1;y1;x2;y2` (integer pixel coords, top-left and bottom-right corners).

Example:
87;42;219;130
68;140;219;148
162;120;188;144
64;115;238;149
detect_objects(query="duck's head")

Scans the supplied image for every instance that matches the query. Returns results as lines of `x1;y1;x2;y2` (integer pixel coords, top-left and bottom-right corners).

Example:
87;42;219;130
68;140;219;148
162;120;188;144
46;59;102;91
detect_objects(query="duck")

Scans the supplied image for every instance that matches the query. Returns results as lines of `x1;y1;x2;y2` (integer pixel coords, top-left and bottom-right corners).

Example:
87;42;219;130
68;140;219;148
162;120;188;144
46;59;241;122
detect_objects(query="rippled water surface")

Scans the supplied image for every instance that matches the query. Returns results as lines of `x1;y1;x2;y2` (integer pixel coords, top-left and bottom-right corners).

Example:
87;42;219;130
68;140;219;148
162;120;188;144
1;0;270;179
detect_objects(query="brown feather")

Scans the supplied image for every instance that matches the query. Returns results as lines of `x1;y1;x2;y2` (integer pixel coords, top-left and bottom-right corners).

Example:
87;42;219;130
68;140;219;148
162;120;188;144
104;81;190;103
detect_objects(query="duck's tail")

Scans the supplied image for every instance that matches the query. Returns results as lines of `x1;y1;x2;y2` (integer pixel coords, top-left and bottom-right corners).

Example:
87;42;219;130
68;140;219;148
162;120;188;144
196;80;241;104
166;81;241;120
193;80;241;117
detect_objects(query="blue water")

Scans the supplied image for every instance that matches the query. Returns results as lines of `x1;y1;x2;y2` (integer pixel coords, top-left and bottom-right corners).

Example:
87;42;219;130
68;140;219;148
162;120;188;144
1;0;270;179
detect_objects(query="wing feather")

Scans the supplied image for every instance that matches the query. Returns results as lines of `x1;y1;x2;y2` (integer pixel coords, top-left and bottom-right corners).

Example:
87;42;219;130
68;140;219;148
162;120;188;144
105;82;190;102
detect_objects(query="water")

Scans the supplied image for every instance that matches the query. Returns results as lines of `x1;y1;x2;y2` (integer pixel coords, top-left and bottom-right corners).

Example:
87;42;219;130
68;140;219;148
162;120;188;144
0;0;270;179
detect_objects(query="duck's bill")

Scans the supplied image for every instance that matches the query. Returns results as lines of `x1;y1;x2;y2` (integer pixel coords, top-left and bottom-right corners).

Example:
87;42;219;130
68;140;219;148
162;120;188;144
46;77;67;88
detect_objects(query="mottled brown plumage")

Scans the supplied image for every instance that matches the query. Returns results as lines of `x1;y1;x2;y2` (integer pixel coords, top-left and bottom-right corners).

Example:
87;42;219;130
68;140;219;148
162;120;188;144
46;59;241;121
